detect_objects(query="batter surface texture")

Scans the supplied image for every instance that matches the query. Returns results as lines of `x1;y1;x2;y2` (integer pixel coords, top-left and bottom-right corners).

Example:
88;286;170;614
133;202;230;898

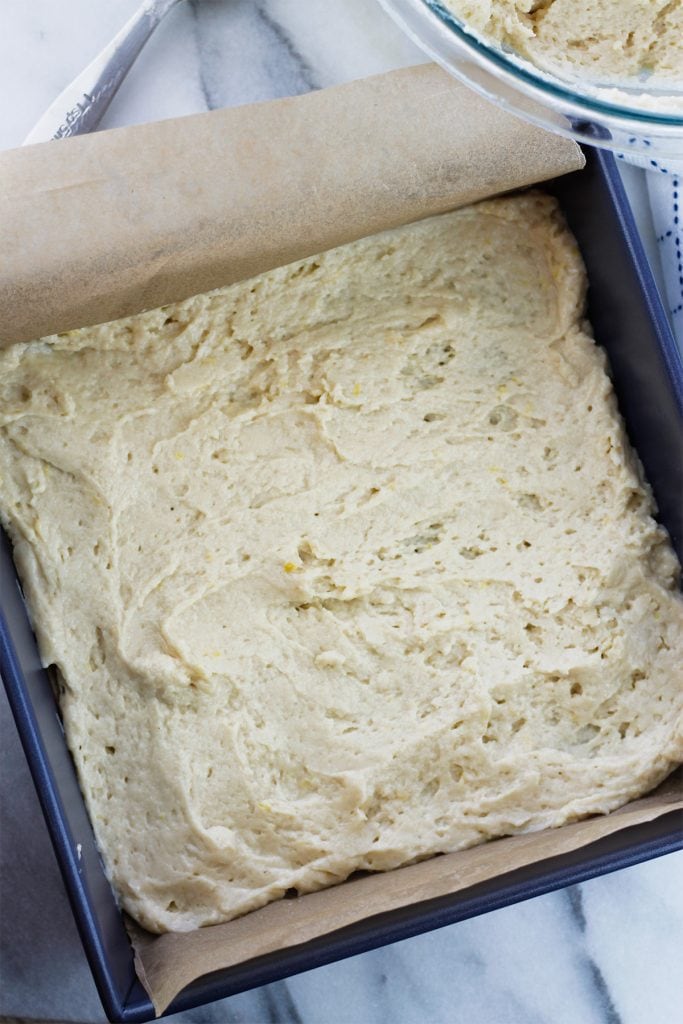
0;194;681;933
444;1;683;85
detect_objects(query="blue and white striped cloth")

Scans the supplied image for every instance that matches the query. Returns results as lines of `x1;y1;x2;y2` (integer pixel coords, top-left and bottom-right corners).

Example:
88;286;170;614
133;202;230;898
618;145;683;350
647;165;683;338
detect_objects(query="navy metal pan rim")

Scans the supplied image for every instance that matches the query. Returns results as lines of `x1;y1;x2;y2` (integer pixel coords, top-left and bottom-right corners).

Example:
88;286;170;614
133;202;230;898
1;147;681;1024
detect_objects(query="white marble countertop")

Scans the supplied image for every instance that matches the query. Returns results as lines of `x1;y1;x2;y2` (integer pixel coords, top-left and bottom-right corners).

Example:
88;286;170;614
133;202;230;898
0;2;681;1023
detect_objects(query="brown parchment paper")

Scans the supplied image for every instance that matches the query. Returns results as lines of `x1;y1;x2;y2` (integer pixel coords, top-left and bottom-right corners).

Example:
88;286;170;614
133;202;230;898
132;776;682;1015
1;64;583;348
3;58;676;1018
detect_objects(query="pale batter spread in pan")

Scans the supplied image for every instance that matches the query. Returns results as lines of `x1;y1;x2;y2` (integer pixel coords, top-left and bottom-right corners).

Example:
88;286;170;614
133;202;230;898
0;193;681;932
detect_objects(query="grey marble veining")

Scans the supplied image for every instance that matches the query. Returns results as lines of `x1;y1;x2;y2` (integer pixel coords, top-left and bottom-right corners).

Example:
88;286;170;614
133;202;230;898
191;0;319;107
0;2;681;1023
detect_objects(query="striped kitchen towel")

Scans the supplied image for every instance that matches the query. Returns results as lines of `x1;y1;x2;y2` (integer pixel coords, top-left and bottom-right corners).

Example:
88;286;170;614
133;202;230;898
619;147;683;352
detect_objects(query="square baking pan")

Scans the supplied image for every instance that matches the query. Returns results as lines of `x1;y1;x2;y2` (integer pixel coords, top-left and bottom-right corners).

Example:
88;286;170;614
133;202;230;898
1;147;682;1023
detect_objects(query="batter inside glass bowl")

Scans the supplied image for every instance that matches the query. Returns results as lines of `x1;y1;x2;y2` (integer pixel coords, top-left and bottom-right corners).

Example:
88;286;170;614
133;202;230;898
443;1;682;93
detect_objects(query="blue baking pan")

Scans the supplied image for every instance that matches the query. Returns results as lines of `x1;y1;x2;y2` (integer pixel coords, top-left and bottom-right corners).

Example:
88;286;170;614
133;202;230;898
1;148;682;1023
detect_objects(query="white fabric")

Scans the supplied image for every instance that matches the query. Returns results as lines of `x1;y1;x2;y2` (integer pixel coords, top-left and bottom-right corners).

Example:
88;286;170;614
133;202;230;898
647;167;683;347
618;151;683;351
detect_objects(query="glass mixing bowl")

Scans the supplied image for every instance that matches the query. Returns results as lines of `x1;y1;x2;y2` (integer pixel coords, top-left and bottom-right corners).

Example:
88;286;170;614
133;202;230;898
377;0;683;162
